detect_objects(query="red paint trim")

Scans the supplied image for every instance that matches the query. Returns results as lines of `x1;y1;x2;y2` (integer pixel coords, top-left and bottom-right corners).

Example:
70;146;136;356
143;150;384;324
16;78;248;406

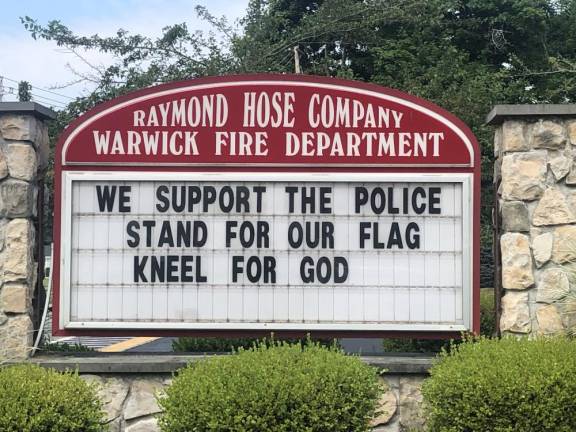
52;74;481;338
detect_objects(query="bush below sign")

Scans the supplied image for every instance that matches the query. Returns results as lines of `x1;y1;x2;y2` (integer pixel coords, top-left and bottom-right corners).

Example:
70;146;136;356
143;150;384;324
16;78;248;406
159;340;383;432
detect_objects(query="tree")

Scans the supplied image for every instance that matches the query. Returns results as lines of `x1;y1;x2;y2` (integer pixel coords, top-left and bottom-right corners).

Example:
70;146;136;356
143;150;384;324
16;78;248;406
21;6;239;118
18;81;32;101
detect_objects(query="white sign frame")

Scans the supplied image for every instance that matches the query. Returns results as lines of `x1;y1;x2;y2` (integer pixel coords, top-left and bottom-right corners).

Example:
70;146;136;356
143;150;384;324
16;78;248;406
59;171;473;332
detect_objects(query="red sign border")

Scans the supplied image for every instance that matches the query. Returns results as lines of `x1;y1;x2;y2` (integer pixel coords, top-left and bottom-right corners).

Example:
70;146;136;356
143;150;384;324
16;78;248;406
52;74;481;339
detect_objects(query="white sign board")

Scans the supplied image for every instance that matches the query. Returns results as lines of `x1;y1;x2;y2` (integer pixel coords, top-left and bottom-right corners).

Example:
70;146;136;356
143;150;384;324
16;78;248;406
60;172;472;332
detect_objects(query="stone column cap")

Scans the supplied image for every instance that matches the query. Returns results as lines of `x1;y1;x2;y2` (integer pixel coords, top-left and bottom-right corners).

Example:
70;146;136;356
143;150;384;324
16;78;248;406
486;104;576;125
0;102;56;120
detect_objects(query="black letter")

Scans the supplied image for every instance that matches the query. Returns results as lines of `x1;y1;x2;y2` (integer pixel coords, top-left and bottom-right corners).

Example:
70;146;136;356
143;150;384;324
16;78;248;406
322;222;334;249
300;256;314;283
319;187;332;214
219;186;234;213
288;222;303;248
246;256;262;283
196;256;207;282
167;255;179;282
412;187;426;214
263;256;276;283
181;255;194;282
370;188;385;215
387;187;399;214
257;222;270;248
156;186;170;212
172;186;185;212
119;186;131;212
158;221;174;247
226;221;238;247
151;256;165;282
334;257;349;283
188;186;201;212
406;222;421;249
355;187;368;213
134;256;148;282
126;221;140;247
429;187;441;214
301;187;315;213
203;186;216;212
232;256;244;282
316;257;331;284
285;186;298;213
176;221;191;247
236;186;250;212
142;220;155;247
387;222;403;249
359;222;371;249
193;221;208;247
253;186;266;213
96;185;116;212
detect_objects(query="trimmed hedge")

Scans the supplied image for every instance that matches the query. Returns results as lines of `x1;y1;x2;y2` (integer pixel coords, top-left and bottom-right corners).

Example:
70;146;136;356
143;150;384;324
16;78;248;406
172;336;339;353
422;337;576;432
159;340;384;432
478;288;496;336
0;364;105;432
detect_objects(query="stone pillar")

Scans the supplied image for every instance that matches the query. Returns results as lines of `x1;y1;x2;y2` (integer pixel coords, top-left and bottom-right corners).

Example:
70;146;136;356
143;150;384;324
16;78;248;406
0;102;55;360
488;105;576;336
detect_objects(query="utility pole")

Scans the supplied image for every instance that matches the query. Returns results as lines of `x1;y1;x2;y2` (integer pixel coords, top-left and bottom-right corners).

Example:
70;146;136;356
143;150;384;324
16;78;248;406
325;45;329;76
0;77;4;102
293;46;302;74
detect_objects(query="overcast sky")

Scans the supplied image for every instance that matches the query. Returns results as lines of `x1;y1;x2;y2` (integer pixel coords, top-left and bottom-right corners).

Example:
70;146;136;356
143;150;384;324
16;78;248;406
0;0;248;109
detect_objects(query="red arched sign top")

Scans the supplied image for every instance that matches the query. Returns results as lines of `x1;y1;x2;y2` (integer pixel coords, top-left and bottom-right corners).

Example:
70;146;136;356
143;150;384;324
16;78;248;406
58;75;477;168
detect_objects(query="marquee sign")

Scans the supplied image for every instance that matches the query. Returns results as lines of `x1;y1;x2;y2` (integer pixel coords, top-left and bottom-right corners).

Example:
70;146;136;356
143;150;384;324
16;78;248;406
53;74;480;336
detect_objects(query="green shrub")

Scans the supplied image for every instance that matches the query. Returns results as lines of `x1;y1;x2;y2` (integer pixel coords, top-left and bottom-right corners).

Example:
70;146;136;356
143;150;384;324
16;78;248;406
171;337;255;352
479;288;495;336
422;336;576;432
159;340;384;432
40;342;94;353
0;364;106;432
172;336;339;352
382;337;448;353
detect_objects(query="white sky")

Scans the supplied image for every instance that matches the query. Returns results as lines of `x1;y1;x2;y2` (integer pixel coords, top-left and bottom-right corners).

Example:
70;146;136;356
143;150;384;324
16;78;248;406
0;0;249;109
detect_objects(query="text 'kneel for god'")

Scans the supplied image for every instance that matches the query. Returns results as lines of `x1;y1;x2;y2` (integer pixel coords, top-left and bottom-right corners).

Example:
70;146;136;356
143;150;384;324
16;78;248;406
94;184;442;285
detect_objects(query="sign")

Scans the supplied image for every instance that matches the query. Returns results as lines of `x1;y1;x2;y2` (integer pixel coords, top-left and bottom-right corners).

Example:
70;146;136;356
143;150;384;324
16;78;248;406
54;75;480;336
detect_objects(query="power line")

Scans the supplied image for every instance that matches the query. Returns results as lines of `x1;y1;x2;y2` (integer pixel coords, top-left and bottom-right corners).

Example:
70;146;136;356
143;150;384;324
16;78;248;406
30;95;66;109
31;97;65;109
3;85;66;108
33;85;75;101
30;92;67;107
1;75;75;101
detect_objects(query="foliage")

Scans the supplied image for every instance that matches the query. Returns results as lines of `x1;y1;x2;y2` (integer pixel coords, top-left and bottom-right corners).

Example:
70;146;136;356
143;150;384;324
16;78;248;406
172;337;257;352
0;364;106;432
382;337;449;354
172;335;339;352
18;81;32;102
21;6;238;118
479;288;496;336
159;340;383;432
422;336;576;432
40;342;94;353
